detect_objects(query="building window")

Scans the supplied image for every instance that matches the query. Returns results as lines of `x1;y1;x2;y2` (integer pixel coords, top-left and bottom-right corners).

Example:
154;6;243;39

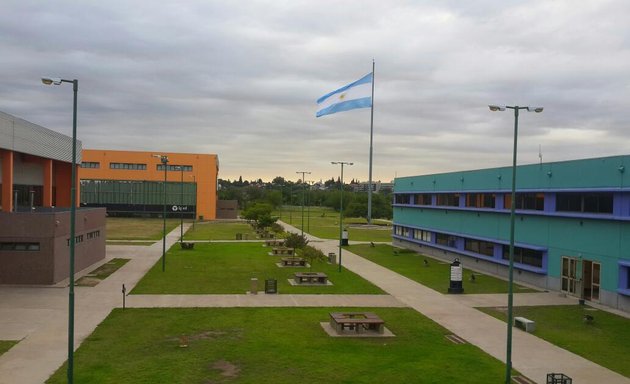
556;192;613;214
464;239;494;257
394;194;411;204
80;162;100;169
87;230;100;239
436;193;460;207
157;164;193;172
413;229;431;242
67;234;84;246
504;193;544;211
502;246;543;268
110;163;147;170
414;194;432;205
436;233;457;248
0;242;40;251
466;193;495;208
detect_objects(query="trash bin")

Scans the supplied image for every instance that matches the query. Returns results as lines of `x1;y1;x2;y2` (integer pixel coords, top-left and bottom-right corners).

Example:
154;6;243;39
236;233;243;240
341;229;349;246
328;252;337;264
265;279;278;294
547;373;572;384
250;278;258;295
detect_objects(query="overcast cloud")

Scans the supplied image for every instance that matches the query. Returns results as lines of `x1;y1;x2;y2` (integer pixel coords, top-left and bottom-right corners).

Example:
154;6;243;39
1;0;629;183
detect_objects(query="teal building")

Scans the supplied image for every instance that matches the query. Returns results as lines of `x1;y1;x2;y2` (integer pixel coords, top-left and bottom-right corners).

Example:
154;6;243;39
393;155;630;312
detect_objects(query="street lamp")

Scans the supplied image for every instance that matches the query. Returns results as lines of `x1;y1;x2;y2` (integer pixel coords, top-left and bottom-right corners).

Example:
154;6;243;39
296;171;311;237
177;166;184;244
489;104;543;384
41;76;78;384
153;154;169;271
331;161;353;272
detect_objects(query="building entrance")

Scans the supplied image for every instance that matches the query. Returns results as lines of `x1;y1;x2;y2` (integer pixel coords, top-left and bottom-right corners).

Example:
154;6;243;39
561;256;601;302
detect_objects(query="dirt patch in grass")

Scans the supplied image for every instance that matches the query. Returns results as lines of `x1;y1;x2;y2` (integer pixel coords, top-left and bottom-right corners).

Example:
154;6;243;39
75;258;130;286
210;360;240;378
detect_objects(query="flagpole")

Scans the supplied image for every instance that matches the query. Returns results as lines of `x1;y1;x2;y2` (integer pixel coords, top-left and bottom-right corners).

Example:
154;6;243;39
367;59;375;224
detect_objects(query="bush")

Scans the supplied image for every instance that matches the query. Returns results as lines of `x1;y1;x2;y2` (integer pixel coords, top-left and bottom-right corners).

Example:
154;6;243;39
284;233;308;249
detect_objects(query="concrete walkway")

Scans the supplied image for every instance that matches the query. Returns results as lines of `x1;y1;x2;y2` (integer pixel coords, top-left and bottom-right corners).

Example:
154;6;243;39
0;221;628;383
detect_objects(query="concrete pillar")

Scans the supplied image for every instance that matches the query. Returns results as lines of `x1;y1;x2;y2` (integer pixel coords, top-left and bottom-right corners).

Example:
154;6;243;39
42;158;53;207
1;150;14;212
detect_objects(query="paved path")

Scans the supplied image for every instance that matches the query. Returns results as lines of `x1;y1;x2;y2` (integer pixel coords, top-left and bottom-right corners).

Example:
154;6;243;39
0;221;628;383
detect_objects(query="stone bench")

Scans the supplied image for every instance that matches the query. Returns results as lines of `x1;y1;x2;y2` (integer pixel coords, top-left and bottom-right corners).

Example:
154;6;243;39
514;316;536;332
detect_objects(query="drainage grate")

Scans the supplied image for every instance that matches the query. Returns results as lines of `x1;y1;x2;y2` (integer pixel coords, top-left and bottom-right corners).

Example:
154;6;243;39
445;334;466;344
512;375;536;384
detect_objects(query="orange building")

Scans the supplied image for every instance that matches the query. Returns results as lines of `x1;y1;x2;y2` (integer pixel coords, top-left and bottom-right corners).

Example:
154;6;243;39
79;149;219;220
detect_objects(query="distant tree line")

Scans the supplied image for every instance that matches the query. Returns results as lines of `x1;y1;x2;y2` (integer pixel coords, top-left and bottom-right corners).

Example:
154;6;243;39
218;176;392;219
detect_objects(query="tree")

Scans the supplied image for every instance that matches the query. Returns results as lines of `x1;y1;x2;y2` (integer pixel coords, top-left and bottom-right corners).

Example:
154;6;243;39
300;246;326;271
284;232;308;249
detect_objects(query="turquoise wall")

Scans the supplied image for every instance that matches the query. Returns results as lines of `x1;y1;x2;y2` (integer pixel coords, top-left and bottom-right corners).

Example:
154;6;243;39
396;155;630;192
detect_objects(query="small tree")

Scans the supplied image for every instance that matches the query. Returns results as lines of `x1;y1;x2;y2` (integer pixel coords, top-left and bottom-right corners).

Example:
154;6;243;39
301;246;326;271
284;233;308;249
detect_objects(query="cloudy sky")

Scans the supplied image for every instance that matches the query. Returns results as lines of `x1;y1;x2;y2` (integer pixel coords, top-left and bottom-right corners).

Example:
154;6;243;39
2;1;629;183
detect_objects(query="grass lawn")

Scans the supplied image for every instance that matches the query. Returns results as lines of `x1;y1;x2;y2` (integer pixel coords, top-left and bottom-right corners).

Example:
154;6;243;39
276;206;392;242
0;340;17;356
106;241;155;246
46;307;508;383
347;244;537;294
479;305;630;377
106;218;182;240
184;221;259;241
76;258;130;287
132;242;384;294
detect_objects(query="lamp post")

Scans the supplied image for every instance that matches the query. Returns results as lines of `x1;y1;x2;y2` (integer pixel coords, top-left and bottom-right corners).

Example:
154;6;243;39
489;104;543;384
153;154;169;271
178;166;184;243
41;76;78;384
191;175;196;231
296;171;311;237
331;161;353;272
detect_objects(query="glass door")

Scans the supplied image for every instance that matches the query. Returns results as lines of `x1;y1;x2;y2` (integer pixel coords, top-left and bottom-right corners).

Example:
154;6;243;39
561;256;578;295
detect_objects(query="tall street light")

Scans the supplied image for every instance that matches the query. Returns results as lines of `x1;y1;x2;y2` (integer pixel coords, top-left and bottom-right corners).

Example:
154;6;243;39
296;171;311;237
331;161;353;272
153;154;169;271
41;76;78;384
489;104;543;384
177;165;184;244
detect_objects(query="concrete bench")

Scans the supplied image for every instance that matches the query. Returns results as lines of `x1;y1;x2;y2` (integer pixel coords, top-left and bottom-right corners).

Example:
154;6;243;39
514;316;536;333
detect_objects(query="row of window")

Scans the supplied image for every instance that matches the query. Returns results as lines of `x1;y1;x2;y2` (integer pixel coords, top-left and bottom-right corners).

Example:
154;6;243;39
80;162;194;172
396;192;614;214
66;230;101;246
394;226;544;268
157;164;193;172
0;242;40;251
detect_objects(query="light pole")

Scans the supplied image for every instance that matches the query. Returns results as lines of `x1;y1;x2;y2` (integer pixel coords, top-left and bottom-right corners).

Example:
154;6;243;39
296;171;311;237
331;161;353;272
191;175;196;231
178;166;184;243
41;76;78;384
489;104;543;384
153;154;169;271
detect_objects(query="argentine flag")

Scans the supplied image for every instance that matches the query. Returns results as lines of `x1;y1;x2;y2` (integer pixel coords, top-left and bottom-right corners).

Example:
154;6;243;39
316;72;373;117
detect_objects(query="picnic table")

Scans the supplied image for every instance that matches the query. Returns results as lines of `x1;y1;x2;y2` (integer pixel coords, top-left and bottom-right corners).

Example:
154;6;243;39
294;272;327;285
281;257;306;267
265;239;285;247
270;247;295;256
329;312;385;334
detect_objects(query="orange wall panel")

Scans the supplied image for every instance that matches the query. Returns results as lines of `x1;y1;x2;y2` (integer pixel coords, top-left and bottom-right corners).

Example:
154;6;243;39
80;150;218;220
